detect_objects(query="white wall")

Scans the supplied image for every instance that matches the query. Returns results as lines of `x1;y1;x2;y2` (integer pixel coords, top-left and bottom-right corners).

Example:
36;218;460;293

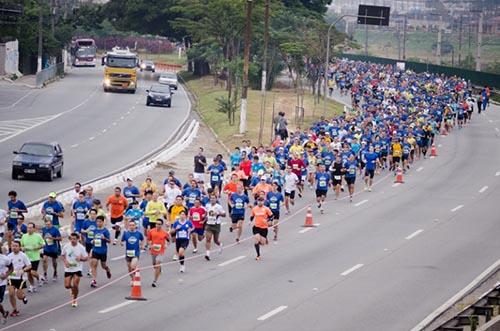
0;40;20;76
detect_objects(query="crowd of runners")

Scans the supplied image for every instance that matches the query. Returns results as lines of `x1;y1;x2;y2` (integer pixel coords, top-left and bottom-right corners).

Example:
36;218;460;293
0;59;491;322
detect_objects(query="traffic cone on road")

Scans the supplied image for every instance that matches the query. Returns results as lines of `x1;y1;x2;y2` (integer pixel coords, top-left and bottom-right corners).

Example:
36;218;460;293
125;270;147;301
430;144;438;157
394;167;404;184
303;206;314;227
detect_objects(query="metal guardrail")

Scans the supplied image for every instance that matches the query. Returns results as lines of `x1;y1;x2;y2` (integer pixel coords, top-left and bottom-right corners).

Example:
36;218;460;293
35;62;64;87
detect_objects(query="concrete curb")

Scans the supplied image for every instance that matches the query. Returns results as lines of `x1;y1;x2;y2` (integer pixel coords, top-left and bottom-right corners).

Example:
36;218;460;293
1;76;38;89
411;258;500;331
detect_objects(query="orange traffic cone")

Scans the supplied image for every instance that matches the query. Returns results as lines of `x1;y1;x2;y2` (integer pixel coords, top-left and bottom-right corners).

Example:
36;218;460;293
303;206;314;227
394;167;404;184
126;270;147;301
430;144;438;157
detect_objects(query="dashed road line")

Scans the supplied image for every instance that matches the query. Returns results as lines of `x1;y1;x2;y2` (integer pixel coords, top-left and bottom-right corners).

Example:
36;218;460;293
341;264;364;276
451;205;464;212
98;301;136;314
479;186;488;194
111;255;125;261
299;227;314;234
405;229;424;240
496;172;500;177
0;114;60;143
354;199;368;207
218;255;246;267
416;166;424;172
392;183;401;187
70;144;79;148
89;136;95;141
257;306;288;321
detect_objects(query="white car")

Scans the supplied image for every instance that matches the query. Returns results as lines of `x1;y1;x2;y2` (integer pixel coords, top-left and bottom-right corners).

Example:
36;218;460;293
158;72;178;90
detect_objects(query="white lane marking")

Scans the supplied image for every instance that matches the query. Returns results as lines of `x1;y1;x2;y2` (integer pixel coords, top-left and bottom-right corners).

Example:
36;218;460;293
257;306;288;321
416;166;424;172
496;172;500;177
299;227;314;234
70;144;79;148
218;255;246;267
0;89;35;109
98;301;136;314
354;199;368;207
438;144;442;147
111;254;125;261
489;119;493;123
451;205;464;212
89;136;95;141
120;116;124;120
405;229;424;240
126;111;131;114
495;128;500;133
102;129;107;133
392;183;401;187
112;122;117;126
341;264;364;276
479;186;488;194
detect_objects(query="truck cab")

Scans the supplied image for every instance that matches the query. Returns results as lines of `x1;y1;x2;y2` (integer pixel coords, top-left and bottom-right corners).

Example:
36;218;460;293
103;47;138;93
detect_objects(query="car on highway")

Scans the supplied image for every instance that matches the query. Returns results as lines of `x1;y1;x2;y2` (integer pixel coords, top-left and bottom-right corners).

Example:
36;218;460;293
12;142;64;181
146;84;173;107
158;72;178;90
140;60;155;72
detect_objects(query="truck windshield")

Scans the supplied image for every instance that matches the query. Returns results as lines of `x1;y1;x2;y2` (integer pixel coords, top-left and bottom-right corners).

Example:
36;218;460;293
20;144;53;156
107;56;136;68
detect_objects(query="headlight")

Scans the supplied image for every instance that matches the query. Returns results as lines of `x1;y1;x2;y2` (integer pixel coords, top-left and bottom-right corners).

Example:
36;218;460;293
104;78;111;86
151;65;155;69
39;164;50;168
141;64;146;69
130;81;135;86
12;161;22;166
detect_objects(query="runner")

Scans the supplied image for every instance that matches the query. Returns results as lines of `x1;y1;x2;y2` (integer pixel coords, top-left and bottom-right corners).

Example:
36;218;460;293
266;182;284;240
120;221;144;277
61;233;88;307
283;166;299;214
71;191;91;235
343;154;358;202
124;201;144;234
171;211;194;273
167;195;188;260
89;216;112;288
288;153;306;197
81;209;98;277
207;157;225;198
6;191;27;250
250;198;273;261
140;190;153;239
20;222;45;293
147;219;169;287
0;250;12;323
314;164;331;214
7;240;30;317
41;192;64;228
223;174;239;219
188;198;206;253
363;145;380;192
145;192;168;229
182;179;202;210
123;178;140;207
106;187;128;245
229;184;250;243
193;147;207;183
330;154;344;200
41;218;61;283
0;208;5;247
204;194;225;261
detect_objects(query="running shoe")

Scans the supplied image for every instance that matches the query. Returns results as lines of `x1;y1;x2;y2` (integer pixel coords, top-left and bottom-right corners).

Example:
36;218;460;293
113;239;117;245
40;276;47;284
229;227;233;233
2;311;8;319
27;285;34;293
71;300;78;308
9;310;19;317
180;265;185;273
205;255;210;261
255;256;261;261
86;271;92;278
90;280;97;288
218;244;223;255
172;254;178;261
106;269;112;279
52;274;58;282
192;248;198;254
152;281;158;288
22;297;28;304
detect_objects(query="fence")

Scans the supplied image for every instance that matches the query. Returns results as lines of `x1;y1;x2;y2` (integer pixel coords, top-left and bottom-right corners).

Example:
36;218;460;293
35;62;64;87
339;53;500;89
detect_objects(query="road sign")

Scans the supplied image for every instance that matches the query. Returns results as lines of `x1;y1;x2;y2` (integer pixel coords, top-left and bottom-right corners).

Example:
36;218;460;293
357;5;390;26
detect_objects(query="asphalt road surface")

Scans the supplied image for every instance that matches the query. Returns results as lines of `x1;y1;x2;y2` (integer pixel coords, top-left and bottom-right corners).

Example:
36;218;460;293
4;105;500;331
0;67;190;203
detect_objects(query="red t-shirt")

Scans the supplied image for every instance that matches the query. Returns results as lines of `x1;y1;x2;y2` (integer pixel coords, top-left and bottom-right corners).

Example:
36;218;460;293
288;159;305;177
240;160;252;177
189;207;206;229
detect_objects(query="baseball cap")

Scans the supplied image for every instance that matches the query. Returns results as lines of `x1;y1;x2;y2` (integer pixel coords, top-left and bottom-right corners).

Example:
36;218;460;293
48;192;57;198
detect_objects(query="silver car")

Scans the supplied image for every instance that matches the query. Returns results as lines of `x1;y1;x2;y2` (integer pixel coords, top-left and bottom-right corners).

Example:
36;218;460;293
158;72;178;90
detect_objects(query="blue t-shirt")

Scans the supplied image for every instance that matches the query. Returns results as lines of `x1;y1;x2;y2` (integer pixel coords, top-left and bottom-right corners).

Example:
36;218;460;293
251;162;265;176
123;186;140;203
42;201;65;226
266;192;284;212
72;200;91;223
315;172;331;190
121;231;144;258
140;200;149;223
13;224;27;240
344;160;358;178
124;209;144;227
42;226;61;253
364;152;378;171
208;164;225;183
321;151;335;168
182;188;202;209
230;152;242;167
173;220;194;240
7;200;27;227
82;219;98;244
92;228;110;254
230;193;249;215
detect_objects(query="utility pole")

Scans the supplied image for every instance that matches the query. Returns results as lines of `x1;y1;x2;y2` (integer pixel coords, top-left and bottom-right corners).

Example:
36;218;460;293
476;11;483;71
397;20;401;60
402;14;406;60
436;16;442;65
458;15;463;66
239;0;253;134
50;0;55;37
364;23;368;55
258;0;269;145
37;0;43;73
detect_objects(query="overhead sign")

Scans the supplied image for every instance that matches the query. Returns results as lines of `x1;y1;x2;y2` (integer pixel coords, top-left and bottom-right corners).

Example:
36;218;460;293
357;5;390;26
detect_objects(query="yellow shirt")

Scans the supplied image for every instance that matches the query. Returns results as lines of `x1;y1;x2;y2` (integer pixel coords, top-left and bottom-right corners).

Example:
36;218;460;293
145;201;167;224
289;145;304;155
392;143;402;157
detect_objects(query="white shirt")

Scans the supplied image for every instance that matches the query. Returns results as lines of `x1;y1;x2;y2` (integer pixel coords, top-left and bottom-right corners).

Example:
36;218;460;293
61;242;88;273
0;255;11;286
7;251;30;280
204;203;225;225
283;173;299;193
164;185;182;208
0;209;6;235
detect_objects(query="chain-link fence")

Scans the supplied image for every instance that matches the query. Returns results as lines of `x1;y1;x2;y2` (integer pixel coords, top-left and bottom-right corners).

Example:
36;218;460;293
35;62;64;87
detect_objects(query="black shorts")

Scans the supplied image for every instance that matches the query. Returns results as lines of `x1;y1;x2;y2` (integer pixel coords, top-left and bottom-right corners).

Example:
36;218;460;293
175;238;189;252
364;169;375;179
64;271;83;278
402;154;409;161
315;189;328;198
125;256;139;263
85;242;93;254
272;211;280;220
285;191;295;199
8;278;26;290
331;175;342;186
110;216;123;225
7;223;15;231
43;251;59;259
91;251;107;262
345;177;356;185
252;226;268;238
392;156;401;163
31;260;40;272
231;214;244;224
0;285;5;303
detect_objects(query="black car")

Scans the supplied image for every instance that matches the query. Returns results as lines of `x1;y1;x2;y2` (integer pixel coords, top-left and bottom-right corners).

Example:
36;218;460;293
140;60;155;72
12;142;64;181
146;84;173;107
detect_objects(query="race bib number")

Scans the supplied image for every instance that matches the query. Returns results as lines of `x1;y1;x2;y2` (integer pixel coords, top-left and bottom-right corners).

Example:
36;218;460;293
152;244;162;252
235;202;243;209
126;197;134;204
126;250;135;257
46;237;54;245
76;212;85;220
9;211;17;219
192;213;200;221
177;230;187;238
349;168;356;175
319;180;327;187
334;176;341;180
88;231;94;239
94;238;102;247
211;175;219;182
270;203;278;210
292;164;298;169
46;214;53;221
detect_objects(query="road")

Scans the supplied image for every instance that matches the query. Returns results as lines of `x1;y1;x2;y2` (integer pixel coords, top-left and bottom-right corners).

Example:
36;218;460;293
4;105;500;331
0;67;190;203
